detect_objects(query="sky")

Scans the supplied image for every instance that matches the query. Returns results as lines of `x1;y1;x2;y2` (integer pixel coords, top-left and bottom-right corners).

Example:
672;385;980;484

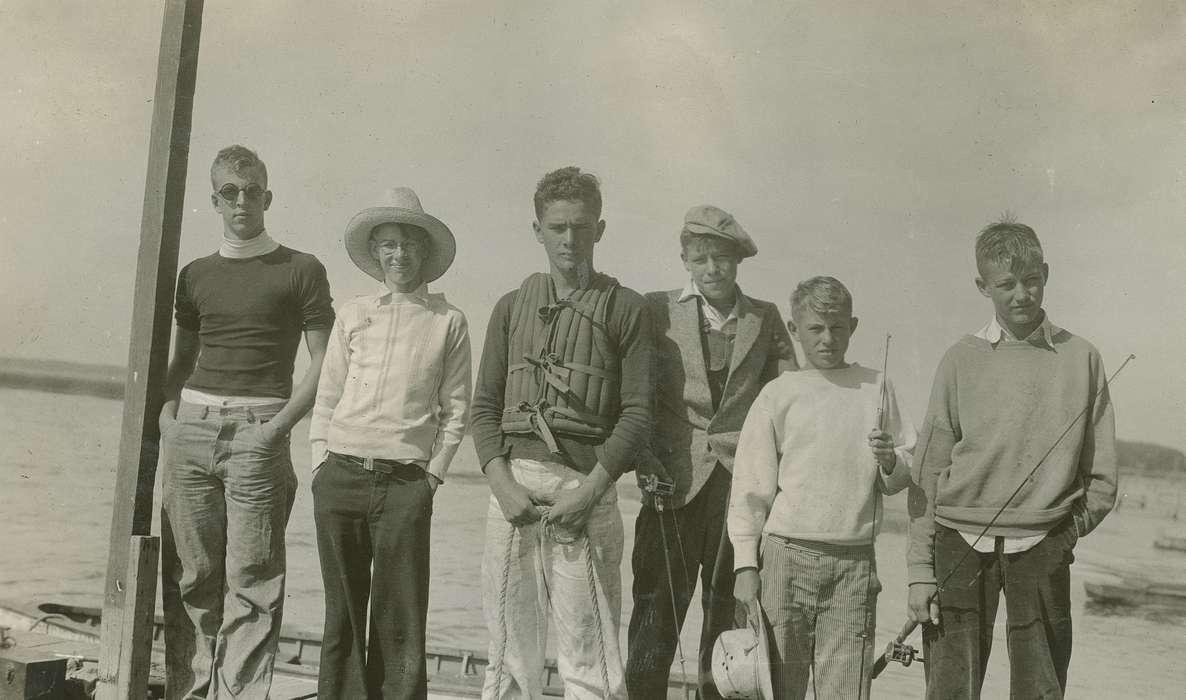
2;0;1184;451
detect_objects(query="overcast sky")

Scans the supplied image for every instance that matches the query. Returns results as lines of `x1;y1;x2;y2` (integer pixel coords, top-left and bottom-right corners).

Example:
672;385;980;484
2;1;1183;451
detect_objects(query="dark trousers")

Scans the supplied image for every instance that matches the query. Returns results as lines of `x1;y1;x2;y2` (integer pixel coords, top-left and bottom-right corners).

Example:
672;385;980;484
626;464;737;700
923;522;1077;700
313;452;434;700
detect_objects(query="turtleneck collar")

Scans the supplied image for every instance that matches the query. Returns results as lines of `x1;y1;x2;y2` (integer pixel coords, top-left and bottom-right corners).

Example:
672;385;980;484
219;229;280;259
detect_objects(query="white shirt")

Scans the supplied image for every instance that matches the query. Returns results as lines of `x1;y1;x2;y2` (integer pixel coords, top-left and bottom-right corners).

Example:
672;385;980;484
678;280;741;332
958;313;1061;554
309;284;471;480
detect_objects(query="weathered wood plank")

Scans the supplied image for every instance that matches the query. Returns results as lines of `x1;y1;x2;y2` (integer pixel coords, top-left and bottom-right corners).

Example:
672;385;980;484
109;536;159;700
96;1;204;698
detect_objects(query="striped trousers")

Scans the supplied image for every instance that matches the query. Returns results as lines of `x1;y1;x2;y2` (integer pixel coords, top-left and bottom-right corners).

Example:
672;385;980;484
759;535;880;700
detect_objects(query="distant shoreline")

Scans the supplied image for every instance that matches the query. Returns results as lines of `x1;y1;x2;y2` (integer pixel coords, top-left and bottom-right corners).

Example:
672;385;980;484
2;355;1183;481
0;357;123;400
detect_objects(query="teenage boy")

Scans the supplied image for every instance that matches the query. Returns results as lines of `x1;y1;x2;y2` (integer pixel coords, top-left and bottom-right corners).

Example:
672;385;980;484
309;188;471;699
471;166;654;700
159;145;334;700
626;205;796;700
907;220;1118;699
728;276;915;700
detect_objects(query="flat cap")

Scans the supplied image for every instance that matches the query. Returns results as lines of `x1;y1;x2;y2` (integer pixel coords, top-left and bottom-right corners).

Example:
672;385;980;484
681;204;757;259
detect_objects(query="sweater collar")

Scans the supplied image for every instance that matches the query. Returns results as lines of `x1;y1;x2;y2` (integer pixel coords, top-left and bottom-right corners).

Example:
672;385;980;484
976;313;1061;350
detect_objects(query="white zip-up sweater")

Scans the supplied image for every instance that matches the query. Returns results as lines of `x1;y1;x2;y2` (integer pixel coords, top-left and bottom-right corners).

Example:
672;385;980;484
310;285;471;481
728;365;915;570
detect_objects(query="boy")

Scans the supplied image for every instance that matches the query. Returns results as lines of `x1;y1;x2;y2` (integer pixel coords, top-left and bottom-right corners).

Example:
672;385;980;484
906;220;1117;699
159;145;334;700
627;205;796;700
471;167;653;700
310;188;470;699
729;276;915;700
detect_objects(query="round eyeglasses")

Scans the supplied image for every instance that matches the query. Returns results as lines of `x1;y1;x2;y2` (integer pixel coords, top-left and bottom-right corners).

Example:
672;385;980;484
216;183;266;203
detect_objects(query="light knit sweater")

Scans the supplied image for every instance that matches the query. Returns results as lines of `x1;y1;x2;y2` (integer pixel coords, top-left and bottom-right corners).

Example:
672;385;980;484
728;365;916;571
906;330;1118;584
309;286;471;481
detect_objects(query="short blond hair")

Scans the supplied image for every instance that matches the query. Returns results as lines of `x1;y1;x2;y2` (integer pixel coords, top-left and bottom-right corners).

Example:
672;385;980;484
975;218;1044;276
790;276;853;319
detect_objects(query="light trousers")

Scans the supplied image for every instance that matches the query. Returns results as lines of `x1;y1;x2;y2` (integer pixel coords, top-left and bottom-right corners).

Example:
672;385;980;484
161;401;296;700
481;458;626;700
759;535;880;700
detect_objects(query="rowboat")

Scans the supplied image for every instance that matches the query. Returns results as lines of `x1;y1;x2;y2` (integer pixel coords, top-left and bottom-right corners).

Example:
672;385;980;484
1083;578;1186;607
0;599;509;699
0;598;696;699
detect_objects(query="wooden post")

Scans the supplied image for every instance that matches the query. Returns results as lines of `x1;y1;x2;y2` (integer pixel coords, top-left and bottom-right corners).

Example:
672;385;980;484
112;536;161;700
96;1;204;698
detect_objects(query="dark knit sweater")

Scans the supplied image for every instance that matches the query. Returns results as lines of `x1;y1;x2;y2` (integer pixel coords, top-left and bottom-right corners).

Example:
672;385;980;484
175;245;335;398
470;281;654;480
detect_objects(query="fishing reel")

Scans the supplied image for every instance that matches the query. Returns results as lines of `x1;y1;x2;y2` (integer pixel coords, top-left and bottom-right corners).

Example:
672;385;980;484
640;474;675;512
883;638;921;669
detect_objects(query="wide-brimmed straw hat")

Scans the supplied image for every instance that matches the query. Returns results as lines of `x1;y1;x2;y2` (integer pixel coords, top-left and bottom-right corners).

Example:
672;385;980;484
344;187;456;283
711;600;775;700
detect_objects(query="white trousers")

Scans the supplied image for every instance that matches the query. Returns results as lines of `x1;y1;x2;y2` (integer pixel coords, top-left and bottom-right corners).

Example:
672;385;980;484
481;458;626;700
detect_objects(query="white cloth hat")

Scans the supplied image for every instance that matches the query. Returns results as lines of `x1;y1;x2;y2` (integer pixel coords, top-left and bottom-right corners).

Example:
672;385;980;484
344;187;457;283
712;601;774;700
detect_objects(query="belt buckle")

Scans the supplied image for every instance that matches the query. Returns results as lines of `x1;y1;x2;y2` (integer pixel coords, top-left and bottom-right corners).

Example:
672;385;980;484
362;457;394;475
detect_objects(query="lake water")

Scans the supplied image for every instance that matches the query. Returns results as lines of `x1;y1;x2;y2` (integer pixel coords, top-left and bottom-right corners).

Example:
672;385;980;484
1;388;1184;697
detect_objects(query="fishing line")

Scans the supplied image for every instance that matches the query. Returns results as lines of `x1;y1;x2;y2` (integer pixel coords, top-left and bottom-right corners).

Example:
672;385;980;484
935;353;1135;594
857;333;892;693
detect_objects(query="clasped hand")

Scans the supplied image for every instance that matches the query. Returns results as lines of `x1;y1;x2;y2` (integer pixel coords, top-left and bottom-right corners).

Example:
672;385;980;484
867;428;897;473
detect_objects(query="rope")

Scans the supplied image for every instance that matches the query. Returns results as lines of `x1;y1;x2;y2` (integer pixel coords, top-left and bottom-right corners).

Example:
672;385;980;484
491;525;516;698
582;536;614;697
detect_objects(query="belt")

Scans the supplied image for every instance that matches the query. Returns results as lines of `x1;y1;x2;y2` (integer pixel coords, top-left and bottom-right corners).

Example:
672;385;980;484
333;452;420;475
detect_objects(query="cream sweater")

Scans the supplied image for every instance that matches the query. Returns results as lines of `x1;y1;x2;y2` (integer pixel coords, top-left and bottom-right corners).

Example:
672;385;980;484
728;365;915;570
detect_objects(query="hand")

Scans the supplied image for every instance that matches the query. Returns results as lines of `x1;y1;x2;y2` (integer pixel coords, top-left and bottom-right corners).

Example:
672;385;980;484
257;421;284;446
868;428;897;473
426;472;442;495
734;568;761;607
487;459;542;527
538;485;598;535
634;451;673;507
907;582;940;626
158;402;178;436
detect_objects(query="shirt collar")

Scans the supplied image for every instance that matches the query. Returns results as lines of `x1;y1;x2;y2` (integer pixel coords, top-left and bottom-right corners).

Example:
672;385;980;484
678;281;745;316
975;313;1061;349
373;282;430;305
679;280;745;330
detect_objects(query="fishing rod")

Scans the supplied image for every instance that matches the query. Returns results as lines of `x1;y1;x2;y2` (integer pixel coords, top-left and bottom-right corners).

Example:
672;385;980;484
640;474;695;694
857;333;892;689
872;352;1135;679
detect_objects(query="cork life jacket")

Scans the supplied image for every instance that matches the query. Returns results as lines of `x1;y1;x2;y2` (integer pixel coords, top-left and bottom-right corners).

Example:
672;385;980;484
501;272;621;453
